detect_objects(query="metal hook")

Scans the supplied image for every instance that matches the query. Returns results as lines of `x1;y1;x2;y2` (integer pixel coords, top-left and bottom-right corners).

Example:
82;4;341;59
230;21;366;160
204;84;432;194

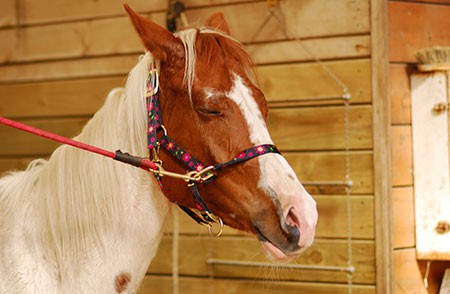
206;214;223;237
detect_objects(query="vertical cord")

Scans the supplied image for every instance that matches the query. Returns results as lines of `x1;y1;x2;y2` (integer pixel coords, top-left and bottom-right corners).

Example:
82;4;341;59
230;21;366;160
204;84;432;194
344;98;354;293
172;208;180;294
267;3;354;291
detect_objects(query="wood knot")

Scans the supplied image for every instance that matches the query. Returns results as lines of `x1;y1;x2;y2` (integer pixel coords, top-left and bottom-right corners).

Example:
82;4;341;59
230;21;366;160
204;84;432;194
115;272;131;293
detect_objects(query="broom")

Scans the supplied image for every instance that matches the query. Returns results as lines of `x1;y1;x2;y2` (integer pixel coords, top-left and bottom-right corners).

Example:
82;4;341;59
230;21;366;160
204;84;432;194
415;46;450;72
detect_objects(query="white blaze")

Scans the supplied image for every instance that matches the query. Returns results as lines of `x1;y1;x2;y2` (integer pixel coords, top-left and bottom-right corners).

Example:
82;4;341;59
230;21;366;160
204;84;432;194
225;75;318;250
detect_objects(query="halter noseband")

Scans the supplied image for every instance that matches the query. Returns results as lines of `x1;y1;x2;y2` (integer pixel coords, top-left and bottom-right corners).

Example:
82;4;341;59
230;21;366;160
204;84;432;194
146;64;280;236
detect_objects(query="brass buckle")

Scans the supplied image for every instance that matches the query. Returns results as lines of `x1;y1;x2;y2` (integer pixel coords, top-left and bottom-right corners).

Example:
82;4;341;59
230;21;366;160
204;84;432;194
186;165;216;184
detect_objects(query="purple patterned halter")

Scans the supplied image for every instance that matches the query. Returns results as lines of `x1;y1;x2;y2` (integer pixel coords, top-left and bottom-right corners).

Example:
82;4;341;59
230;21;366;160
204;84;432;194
146;64;281;233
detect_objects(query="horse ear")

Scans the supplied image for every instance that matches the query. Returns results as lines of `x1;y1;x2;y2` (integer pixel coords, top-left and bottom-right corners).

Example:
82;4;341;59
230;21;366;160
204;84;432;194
124;4;183;62
204;12;230;35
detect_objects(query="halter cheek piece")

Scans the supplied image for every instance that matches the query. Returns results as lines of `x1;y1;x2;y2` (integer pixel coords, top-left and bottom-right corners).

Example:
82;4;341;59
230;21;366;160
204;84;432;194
145;65;280;236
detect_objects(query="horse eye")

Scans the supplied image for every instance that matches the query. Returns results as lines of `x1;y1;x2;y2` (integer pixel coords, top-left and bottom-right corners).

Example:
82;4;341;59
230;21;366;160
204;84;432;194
197;108;223;117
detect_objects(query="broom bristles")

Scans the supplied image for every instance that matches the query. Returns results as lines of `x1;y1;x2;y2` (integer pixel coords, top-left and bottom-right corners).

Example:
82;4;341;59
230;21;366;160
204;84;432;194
415;46;450;72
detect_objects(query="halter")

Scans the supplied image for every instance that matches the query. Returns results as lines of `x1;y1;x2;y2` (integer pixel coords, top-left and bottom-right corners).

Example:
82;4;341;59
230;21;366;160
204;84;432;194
145;64;280;236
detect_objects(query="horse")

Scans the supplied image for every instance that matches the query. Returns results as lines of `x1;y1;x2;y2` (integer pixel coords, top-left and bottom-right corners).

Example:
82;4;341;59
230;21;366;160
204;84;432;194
0;5;317;293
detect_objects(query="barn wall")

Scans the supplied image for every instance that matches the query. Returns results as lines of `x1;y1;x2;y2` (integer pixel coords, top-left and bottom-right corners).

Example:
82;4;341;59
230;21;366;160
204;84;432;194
388;1;450;293
0;0;379;293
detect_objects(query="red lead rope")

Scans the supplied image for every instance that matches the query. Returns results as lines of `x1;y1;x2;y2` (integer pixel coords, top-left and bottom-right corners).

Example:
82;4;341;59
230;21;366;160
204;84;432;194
0;116;158;171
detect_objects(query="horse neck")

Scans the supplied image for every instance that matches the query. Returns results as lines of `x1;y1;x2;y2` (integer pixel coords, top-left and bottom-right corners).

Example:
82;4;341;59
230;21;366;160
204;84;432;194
34;53;169;264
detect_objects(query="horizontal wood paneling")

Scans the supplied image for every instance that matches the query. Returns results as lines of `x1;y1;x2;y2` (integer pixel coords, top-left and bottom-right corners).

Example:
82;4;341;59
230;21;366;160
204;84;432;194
0;105;372;155
148;237;375;284
0;77;123;118
0;30;369;66
0;1;369;65
269;105;372;151
186;0;369;43
0;15;158;64
0;118;87;156
0;55;139;83
0;60;370;115
388;1;450;63
248;35;370;65
18;0;258;25
140;275;376;294
258;59;371;104
167;194;374;239
285;151;373;194
17;0;166;25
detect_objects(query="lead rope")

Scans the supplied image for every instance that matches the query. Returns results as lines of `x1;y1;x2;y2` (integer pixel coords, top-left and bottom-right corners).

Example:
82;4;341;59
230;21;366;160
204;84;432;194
250;2;354;292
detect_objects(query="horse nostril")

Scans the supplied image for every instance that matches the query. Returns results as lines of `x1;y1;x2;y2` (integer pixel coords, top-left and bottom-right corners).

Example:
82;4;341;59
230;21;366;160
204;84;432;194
285;207;299;227
281;207;301;248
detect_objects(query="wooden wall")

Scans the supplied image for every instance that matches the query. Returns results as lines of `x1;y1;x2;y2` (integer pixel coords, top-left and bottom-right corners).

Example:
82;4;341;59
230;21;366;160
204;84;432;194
388;1;450;293
0;0;380;293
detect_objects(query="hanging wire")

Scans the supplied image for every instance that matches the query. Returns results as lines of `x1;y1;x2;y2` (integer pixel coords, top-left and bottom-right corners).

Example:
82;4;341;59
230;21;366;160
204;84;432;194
344;97;354;293
249;2;354;292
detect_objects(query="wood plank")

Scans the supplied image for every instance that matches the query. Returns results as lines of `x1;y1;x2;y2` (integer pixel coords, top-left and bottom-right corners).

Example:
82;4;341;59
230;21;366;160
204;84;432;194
285;151;373;194
248;35;370;65
258;59;371;104
140;275;376;294
268;105;373;151
186;0;369;43
0;21;369;65
0;55;140;84
0;157;37;175
168;195;374;239
18;0;257;25
388;1;450;63
0;154;373;194
148;237;375;284
0;106;371;155
393;249;427;294
0;77;123;118
0;0;16;28
0;118;89;156
18;0;167;25
0;59;371;110
314;195;374;239
371;1;393;293
0;14;165;64
411;72;450;260
392;187;415;249
390;64;412;125
391;126;413;186
0;58;369;104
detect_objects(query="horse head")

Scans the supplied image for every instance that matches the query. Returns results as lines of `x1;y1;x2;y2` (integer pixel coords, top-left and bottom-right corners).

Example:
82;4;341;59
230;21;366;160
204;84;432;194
125;5;317;262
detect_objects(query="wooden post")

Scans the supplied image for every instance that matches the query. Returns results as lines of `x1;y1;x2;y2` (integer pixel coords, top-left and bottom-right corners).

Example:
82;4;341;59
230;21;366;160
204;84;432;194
371;0;393;292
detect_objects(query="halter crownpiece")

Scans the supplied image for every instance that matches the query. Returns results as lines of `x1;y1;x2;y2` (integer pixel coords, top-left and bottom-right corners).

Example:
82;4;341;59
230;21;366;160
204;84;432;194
145;62;281;236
